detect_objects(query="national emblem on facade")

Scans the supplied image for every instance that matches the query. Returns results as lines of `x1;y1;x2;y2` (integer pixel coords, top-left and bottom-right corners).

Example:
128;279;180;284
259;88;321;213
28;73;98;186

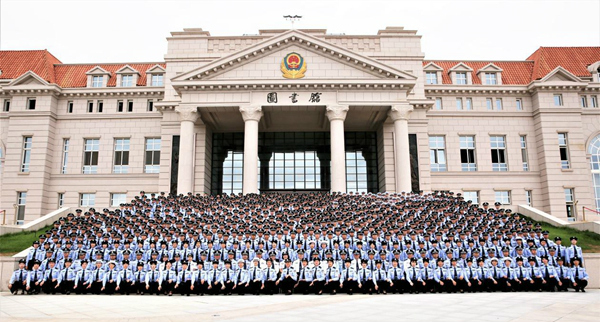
281;52;307;79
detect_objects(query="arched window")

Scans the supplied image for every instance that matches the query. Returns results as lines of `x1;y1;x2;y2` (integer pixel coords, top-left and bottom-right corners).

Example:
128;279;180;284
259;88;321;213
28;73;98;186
589;134;600;211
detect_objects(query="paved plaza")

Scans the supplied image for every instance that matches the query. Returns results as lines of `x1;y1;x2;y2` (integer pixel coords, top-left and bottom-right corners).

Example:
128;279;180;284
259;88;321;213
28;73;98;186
1;290;599;322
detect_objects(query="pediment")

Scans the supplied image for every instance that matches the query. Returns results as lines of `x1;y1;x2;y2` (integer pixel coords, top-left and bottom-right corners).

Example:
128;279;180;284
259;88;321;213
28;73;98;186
448;62;473;72
173;29;417;83
7;71;50;86
116;65;140;75
477;63;503;74
85;66;111;75
146;64;166;73
539;66;582;82
423;62;443;71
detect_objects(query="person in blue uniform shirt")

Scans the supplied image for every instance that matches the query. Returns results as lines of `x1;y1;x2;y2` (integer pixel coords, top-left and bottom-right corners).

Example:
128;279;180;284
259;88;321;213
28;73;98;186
323;258;340;295
9;259;28;295
373;260;391;294
295;258;312;294
277;258;297;295
539;256;557;292
511;257;530;292
232;260;249;295
57;258;77;295
145;260;162;295
26;241;44;270
26;260;44;295
462;258;478;293
41;258;61;294
89;260;105;294
263;258;279;295
175;261;194;296
116;259;134;295
555;257;571;292
405;258;421;293
74;260;92;294
133;261;146;295
388;258;405;294
207;260;222;295
566;237;583;266
419;258;435;293
527;256;542;291
161;261;177;296
102;261;119;295
246;258;263;295
220;260;235;295
339;258;358;295
570;257;588;292
193;261;207;296
309;258;325;295
434;258;449;293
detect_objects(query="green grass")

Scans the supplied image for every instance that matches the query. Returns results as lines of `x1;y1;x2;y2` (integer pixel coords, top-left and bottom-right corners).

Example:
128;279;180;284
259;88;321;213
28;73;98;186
522;216;600;253
0;225;51;255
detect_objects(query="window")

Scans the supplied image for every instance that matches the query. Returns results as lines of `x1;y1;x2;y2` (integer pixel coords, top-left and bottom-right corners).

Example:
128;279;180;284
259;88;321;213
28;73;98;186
144;138;161;173
147;99;154;112
117;100;124;112
565;188;575;218
87;100;94;113
553;94;563;106
484;73;497;85
495;191;511;205
460;136;477;171
61;139;69;174
495;98;503;110
455;72;467;85
435;97;442;110
16;192;26;225
3;99;10;112
486;98;493;110
466;98;473;110
27;98;36;110
221;151;244;194
426;72;438;85
520;135;529;171
525;190;532;206
127;100;133;112
456;98;463;110
91;75;103;88
581;96;588;108
589;135;600;212
97;100;103;113
463;191;479;204
113;138;130;173
79;193;95;207
121;75;133;87
110;193;127;207
83;139;99;174
490;136;507;171
58;193;64;208
558;133;570;169
21;136;32;172
516;98;523;111
67;101;73;113
429;136;447;172
151;74;164;86
592;95;598;108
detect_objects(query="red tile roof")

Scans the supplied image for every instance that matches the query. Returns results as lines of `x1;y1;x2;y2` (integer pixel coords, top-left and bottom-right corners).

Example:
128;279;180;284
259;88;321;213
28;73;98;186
53;63;166;88
527;47;600;80
0;50;62;83
424;61;535;85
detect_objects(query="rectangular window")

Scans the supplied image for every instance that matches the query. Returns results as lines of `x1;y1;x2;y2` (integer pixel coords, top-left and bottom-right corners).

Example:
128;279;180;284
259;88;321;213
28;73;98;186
554;94;563;106
558;133;570;169
525;190;532;206
61;138;69;174
27;98;36;110
495;190;511;205
516;98;523;111
117;100;124;112
463;191;479;204
97;100;103;113
435;97;442;110
3;99;10;112
490;136;507;171
151;74;164;86
91;75;103;88
113;138;130;173
455;72;467;85
79;193;95;207
83;139;99;174
58;193;64;208
466;98;473;110
67;101;73;113
485;73;497;85
127;100;133;112
426;72;438;85
147;99;154;112
87;100;94;113
110;193;127;207
495;98;503;110
460;136;477;171
520;135;529;171
21;136;32;172
486;98;493;110
581;96;588;108
456;98;463;110
565;188;575;218
592;95;598;108
429;136;447;172
145;138;161;173
16;192;26;225
121;75;133;87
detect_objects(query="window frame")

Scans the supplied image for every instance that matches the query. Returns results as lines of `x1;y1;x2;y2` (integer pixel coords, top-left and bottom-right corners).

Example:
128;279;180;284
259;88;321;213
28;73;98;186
121;74;134;87
455;72;467;85
558;133;570;169
435;97;442;110
61;138;69;174
484;72;497;85
463;191;479;205
516;98;523;111
459;136;477;171
3;99;10;112
21;136;32;172
494;190;511;205
79;193;96;207
553;94;563;106
113;138;130;174
456;98;463;110
82;138;100;174
27;97;36;110
490;135;508;171
67;101;73;113
110;193;127;207
520;135;529;171
151;74;164;87
91;75;103;88
425;72;438;85
466;98;473;110
144;138;161;173
429;136;447;172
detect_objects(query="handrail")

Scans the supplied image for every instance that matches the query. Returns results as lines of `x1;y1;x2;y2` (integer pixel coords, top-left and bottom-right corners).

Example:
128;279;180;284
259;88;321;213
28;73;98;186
582;206;600;221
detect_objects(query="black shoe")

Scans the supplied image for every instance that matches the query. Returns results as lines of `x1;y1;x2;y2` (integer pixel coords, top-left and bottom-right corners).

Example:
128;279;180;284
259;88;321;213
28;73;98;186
582;289;586;293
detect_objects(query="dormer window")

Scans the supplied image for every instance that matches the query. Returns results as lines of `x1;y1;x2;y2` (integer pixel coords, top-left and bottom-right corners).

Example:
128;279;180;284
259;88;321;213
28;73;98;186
121;75;134;87
448;63;474;85
426;72;438;85
91;75;103;88
151;74;164;86
477;63;503;85
455;72;467;85
484;73;497;85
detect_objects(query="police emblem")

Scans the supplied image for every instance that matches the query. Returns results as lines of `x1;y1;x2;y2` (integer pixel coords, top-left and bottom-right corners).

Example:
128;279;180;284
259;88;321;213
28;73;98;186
281;52;307;79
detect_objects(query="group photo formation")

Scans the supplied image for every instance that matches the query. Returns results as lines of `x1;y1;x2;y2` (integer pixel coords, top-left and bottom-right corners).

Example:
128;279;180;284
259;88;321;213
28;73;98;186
8;191;590;296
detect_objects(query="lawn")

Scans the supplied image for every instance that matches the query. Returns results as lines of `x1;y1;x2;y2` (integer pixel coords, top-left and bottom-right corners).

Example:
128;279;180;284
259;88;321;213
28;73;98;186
0;225;51;256
522;216;600;253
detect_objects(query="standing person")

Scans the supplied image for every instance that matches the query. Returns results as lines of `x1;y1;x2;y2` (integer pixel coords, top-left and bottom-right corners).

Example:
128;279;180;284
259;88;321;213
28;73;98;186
566;237;583;266
570;257;589;292
8;259;28;295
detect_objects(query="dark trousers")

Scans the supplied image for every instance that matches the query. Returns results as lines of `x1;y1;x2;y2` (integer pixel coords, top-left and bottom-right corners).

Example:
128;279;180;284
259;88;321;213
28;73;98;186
74;282;90;294
223;281;235;294
486;278;507;292
435;280;450;293
309;280;324;294
279;277;296;294
263;280;277;294
541;278;556;292
104;281;117;295
233;282;247;295
512;279;527;292
178;281;192;295
375;280;390;293
90;280;104;294
147;281;160;294
162;280;175;294
60;280;75;294
421;279;435;293
194;281;208;295
529;277;542;291
209;281;221;295
341;280;357;294
28;281;42;294
119;281;133;295
557;278;570;291
247;281;261;294
574;278;588;291
9;280;26;294
323;280;339;294
359;279;376;294
295;280;311;294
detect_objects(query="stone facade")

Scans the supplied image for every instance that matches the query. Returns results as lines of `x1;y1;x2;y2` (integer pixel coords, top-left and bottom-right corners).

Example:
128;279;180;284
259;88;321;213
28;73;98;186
0;27;599;224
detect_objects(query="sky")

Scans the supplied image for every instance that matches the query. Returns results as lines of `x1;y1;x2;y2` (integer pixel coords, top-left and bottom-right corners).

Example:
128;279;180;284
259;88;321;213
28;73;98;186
1;0;599;64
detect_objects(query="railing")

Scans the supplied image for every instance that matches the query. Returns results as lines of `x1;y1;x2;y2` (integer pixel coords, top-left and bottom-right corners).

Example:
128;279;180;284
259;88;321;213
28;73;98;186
582;206;600;221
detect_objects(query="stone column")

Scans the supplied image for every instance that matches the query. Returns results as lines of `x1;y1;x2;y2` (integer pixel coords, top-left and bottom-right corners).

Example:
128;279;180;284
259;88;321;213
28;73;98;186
388;104;414;193
326;105;349;193
175;106;200;195
258;151;272;192
240;106;263;194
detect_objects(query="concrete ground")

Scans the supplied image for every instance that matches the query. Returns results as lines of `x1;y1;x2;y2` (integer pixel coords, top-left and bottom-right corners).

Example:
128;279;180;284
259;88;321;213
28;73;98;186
1;290;599;322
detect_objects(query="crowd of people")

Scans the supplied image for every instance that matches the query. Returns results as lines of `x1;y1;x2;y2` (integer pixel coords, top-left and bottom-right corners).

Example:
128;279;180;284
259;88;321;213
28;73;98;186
8;191;590;296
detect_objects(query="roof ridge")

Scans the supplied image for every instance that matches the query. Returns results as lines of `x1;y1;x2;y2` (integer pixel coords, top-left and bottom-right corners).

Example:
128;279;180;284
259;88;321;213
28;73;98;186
55;62;166;66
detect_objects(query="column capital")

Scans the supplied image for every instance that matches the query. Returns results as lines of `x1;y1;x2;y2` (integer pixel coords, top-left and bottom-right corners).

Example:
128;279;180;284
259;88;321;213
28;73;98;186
388;104;414;121
239;105;263;122
326;105;349;121
175;106;201;123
